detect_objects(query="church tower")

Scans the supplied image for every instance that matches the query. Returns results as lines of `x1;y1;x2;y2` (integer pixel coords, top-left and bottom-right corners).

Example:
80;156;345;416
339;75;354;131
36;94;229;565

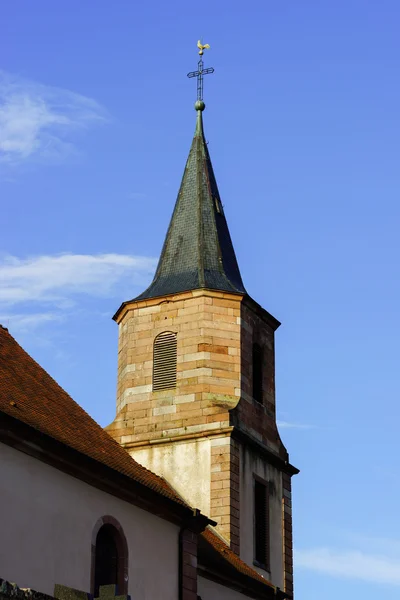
107;50;298;598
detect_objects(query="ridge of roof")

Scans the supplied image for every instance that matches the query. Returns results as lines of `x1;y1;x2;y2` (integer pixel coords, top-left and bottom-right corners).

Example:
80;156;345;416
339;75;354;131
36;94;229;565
0;325;185;507
129;107;246;303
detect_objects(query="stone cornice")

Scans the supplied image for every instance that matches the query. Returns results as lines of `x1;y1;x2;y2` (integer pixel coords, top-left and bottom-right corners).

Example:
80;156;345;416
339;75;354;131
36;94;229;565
231;428;300;476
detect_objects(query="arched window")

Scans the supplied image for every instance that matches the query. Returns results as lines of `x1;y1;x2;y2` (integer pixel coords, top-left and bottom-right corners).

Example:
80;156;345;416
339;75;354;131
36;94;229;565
252;343;263;404
92;517;128;596
153;331;177;391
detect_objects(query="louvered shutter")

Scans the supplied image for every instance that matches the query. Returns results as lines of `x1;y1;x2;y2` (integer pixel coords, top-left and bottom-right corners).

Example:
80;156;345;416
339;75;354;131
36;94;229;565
153;332;177;391
254;479;271;570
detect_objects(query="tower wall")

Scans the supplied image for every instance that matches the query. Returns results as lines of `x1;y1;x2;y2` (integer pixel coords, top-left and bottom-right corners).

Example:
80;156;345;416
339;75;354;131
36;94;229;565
107;289;243;548
234;300;294;592
239;447;284;587
234;300;288;458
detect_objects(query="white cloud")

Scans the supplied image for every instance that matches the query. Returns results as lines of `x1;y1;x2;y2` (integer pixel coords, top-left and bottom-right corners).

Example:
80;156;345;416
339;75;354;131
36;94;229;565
0;312;64;332
277;420;314;429
295;547;400;586
0;70;108;166
0;253;157;307
350;535;400;556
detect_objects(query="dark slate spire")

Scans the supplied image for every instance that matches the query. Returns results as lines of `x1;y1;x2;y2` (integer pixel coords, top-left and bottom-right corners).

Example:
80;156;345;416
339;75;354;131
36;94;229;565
133;103;246;302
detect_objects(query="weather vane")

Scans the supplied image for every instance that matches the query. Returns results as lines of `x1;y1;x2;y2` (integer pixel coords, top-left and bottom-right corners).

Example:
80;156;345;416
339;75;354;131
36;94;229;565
187;40;214;107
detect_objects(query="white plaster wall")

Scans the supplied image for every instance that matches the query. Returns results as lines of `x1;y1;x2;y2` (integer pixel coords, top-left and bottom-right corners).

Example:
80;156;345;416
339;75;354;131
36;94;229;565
0;443;179;600
198;576;253;599
239;445;283;588
132;438;211;517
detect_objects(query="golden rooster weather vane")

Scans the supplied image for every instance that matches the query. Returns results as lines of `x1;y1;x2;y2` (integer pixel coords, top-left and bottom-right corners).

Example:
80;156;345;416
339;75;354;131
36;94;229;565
197;40;210;56
187;40;214;108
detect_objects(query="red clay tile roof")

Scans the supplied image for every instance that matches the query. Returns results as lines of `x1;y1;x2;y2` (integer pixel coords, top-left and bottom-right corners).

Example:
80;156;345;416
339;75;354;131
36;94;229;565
201;528;277;591
0;325;184;506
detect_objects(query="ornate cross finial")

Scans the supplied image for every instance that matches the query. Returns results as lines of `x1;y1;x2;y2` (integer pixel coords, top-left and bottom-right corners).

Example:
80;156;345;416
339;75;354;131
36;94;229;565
187;40;214;110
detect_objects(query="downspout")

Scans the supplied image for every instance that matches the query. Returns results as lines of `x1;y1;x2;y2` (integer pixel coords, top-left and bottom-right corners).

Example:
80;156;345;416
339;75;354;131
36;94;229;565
179;508;215;600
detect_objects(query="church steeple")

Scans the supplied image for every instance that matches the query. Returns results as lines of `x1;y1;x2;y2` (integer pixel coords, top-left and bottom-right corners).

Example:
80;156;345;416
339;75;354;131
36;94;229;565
109;44;297;600
134;103;246;302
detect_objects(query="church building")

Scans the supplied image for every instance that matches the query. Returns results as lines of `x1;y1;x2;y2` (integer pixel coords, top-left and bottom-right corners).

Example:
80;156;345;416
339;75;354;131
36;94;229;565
0;48;298;600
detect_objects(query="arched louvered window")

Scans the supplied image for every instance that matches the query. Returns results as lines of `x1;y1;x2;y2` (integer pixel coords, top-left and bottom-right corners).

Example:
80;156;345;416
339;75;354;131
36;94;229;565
153;332;177;391
252;342;264;404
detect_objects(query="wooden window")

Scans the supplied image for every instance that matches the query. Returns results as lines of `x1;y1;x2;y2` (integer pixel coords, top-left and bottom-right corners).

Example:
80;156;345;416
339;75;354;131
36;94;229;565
153;331;177;391
252;343;264;403
91;517;128;596
94;525;121;596
254;479;270;570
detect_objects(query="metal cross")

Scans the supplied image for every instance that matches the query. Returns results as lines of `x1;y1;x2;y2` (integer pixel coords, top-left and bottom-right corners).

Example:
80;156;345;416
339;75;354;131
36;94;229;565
187;42;214;102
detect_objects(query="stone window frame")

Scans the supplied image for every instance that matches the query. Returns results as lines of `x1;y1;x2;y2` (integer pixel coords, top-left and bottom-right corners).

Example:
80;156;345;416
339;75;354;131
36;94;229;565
91;515;129;596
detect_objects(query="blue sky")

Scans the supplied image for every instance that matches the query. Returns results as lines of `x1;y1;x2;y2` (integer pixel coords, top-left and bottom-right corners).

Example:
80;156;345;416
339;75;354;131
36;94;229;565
1;1;400;598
